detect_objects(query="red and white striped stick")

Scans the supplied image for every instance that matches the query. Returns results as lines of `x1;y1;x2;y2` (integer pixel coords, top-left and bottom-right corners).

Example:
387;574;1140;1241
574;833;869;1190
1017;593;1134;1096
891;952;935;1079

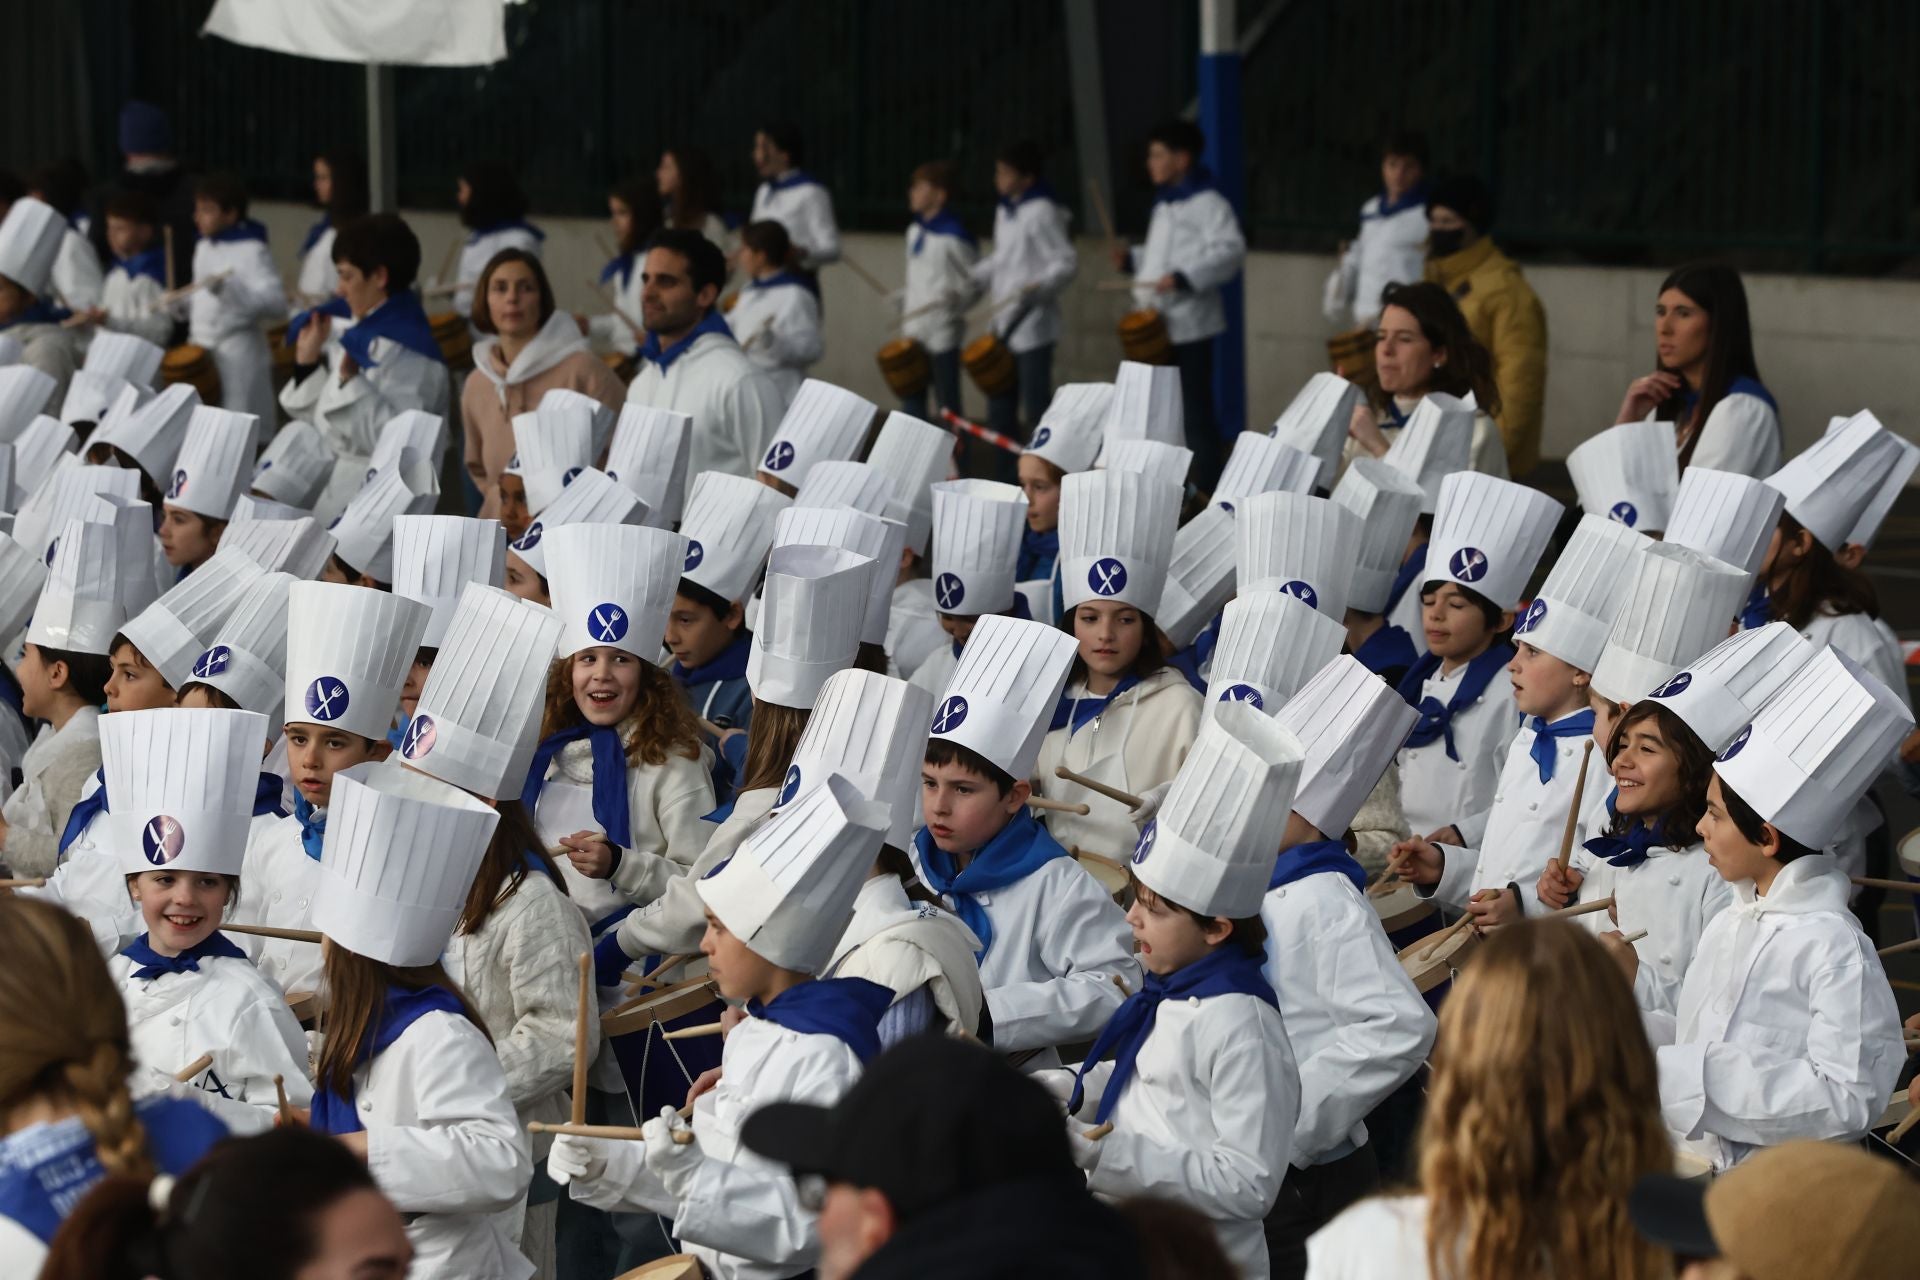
939;408;1025;456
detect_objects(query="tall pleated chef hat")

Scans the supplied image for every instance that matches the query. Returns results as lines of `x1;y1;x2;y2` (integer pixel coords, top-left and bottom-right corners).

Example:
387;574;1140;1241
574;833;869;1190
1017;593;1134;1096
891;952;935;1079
0;197;64;297
1101;361;1184;451
1662;467;1785;580
312;760;500;967
929;479;1028;617
1213;433;1318;509
1644;621;1818;754
329;461;437;584
1132;699;1304;918
104;707;267;877
773;504;903;648
186;570;297;722
252;421;336;509
164;406;259;520
1565;419;1680;533
118;546;266;689
223;513;335;580
747;544;876;709
391;516;506;648
27;518;128;655
81;492;159;617
0;365;57;441
1202;589;1346;721
1268;372;1361;490
1014;577;1054;627
92;382;199;486
1330;456;1427;614
540;386;617;458
1024;383;1112;475
229;494;309;522
365;410;445;489
1275;655;1420;839
505;403;593;516
605;404;691;527
0;334;18;367
0;443;14;513
282;581;431;738
13;461;137;565
507;467;647;579
1423;471;1564;609
773;668;934;849
0;530;46;639
1590;542;1751;704
11;415;76;503
547;522;685;661
1765;410;1908;553
678;470;790;603
697;771;889;974
1510;514;1649;673
401;583;563;800
1057;467;1180;615
758;379;876;490
1103;438;1192;486
864;411;952;557
794;459;895;520
1713;646;1914;846
1820;414;1920;551
1234;490;1362;621
58;371;136;430
1380;392;1474;513
928;614;1078;782
83;331;165;390
1158;503;1238;649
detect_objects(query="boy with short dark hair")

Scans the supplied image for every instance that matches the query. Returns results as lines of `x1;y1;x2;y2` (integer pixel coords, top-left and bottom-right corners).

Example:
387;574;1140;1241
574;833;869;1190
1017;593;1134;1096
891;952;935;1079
899;159;979;421
971;141;1077;452
1323;131;1429;331
91;189;173;348
183;172;285;426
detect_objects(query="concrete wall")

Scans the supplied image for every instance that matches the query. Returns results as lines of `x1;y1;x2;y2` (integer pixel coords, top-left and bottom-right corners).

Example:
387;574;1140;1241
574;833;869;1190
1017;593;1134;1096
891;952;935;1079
255;202;1920;461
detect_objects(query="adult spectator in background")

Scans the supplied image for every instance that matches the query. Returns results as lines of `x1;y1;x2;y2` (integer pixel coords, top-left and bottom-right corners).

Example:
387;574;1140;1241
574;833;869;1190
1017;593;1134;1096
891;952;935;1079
88;101;198;279
658;143;732;255
1422;174;1547;477
748;121;841;275
1344;280;1509;478
1323;132;1429;331
1614;262;1779;477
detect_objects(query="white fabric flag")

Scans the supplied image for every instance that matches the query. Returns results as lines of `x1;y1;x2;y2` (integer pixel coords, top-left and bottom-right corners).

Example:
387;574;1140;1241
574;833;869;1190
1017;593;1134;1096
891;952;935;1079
203;0;510;67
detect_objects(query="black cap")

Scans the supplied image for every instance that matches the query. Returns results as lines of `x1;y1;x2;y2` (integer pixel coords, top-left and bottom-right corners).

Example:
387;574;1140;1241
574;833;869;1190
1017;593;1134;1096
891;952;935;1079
1627;1172;1719;1260
1426;173;1495;233
739;1034;1076;1221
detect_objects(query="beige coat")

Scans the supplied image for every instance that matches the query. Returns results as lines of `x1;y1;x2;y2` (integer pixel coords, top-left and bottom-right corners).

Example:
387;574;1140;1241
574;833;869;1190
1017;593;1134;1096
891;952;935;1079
1035;667;1204;859
1;708;101;879
461;342;624;518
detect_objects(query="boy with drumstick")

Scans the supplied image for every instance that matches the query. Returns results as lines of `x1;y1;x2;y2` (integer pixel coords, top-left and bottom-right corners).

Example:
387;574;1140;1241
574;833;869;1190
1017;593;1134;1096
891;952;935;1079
898;159;979;421
971;141;1076;451
180;173;285;426
86;190;174;349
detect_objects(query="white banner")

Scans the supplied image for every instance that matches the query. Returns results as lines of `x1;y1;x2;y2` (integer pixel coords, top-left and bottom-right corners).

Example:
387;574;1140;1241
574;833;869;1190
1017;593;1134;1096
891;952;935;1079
202;0;509;68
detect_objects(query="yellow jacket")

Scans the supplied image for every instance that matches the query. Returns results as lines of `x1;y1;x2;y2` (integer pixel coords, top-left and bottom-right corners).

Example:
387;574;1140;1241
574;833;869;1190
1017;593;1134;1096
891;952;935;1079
1425;239;1548;476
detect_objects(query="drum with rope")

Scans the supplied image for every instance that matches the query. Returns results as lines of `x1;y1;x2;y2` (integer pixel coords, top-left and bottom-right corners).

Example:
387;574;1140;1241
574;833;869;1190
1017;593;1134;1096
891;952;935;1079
603;971;725;1134
615;1257;704;1280
876;337;932;399
428;311;473;370
266;321;296;384
1397;917;1478;1000
961;332;1017;397
160;344;221;406
1326;326;1379;393
1117;308;1174;366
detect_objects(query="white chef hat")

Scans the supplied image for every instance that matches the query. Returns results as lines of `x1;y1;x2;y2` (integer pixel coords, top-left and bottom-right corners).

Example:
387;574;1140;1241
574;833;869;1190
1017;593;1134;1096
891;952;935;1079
1101;362;1184;451
1381;392;1474;513
929;479;1027;617
26;518;127;655
223;514;335;580
164;406;259;520
506;467;646;580
605;404;692;527
252;422;336;509
1662;468;1785;579
1057;468;1180;615
83;331;165;390
678;470;790;604
0;197;64;296
1645;621;1817;754
773;668;933;849
312;761;499;966
13;462;139;567
0;365;57;441
697;771;888;974
103;707;267;877
1214;434;1318;509
1820;414;1919;552
794;459;894;519
1157;503;1237;649
11;415;75;501
330;464;436;584
773;504;903;648
92;382;199;485
283;581;431;738
186;570;296;721
927;614;1078;781
229;494;309;522
548;522;685;661
402;584;563;800
747;544;876;709
0;443;13;512
1202;589;1346;721
118;547;266;689
1269;372;1362;490
1511;515;1649;673
59;371;137;428
505;405;593;515
1423;471;1564;609
1765;410;1907;552
84;492;159;617
1025;383;1112;474
1234;490;1362;620
0;531;46;639
1565;419;1679;533
366;410;445;489
1590;543;1751;704
390;516;505;647
1102;438;1192;486
864;411;953;556
1275;655;1420;839
1014;577;1054;627
1132;700;1302;918
1330;457;1427;614
759;379;876;489
542;386;617;458
0;335;18;366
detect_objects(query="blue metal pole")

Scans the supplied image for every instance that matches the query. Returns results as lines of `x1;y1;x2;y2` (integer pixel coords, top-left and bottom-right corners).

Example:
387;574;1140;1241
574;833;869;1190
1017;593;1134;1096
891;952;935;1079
1198;0;1245;437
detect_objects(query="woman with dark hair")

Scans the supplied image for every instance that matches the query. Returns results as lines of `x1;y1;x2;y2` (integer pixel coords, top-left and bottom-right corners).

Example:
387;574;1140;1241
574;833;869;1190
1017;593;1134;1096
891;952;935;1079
296;149;368;303
452;161;543;322
656;144;729;246
583;174;662;360
1344;279;1508;478
728;218;823;404
1615;262;1779;476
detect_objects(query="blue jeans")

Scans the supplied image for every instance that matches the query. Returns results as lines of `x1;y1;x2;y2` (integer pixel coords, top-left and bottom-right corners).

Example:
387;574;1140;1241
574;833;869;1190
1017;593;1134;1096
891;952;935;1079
899;347;964;423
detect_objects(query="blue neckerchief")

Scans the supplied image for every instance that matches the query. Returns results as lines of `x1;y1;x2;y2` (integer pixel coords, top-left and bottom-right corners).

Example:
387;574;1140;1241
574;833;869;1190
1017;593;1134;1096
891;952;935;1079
1398;643;1516;761
747;270;808;292
1018;526;1058;582
1674;373;1777;423
1529;710;1595;783
58;770;108;857
745;977;894;1065
1050;675;1142;734
1383;542;1427;618
670;630;751;687
299;213;330;256
1368;182;1428;219
1584;795;1671;869
339;291;444;369
0;1096;226;1245
1269;838;1367;893
701;798;735;825
1165;615;1223;695
467;218;545;245
1153;165;1216;205
209;218;268;245
284;294;351;349
766;170;818;194
310;985;468;1135
1352;623;1418;685
999;179;1059;214
600;251;637;289
1384;399;1412;429
119;931;248;981
292;794;326;862
911;209;976;253
521;849;559;881
523;723;633;850
1069;947;1276;1124
254;771;289;819
387;715;408;751
114;246;167;285
1739;580;1770;631
0;299;63;331
641;309;734;374
915;810;1068;959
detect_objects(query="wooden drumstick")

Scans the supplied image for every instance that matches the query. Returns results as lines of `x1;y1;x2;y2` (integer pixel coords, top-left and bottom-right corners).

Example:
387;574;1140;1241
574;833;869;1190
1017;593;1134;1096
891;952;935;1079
572;952;591;1126
1083;1121;1115;1141
1085;178;1119;248
273;1074;294;1126
1072;847;1127;872
1876;937;1920;958
661;1021;725;1041
625;953;691;995
1416;902;1484;962
1027;795;1092;816
531;1105;697;1144
0;877;47;889
221;922;323;944
172;1052;213;1082
1851;877;1920;894
837;254;891;298
1111;972;1131;997
1053;767;1144;811
585;277;645;340
697;717;725;739
1541;894;1617;922
1617;929;1649;945
1550;739;1597;878
432;234;460;294
1888;1107;1920;1145
1093;278;1136;292
164;225;175;292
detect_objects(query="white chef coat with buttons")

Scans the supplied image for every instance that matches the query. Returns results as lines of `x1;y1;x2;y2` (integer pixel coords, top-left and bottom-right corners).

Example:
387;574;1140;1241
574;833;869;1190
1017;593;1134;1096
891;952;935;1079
235;812;326;994
1396;661;1518;844
1570;839;1733;1016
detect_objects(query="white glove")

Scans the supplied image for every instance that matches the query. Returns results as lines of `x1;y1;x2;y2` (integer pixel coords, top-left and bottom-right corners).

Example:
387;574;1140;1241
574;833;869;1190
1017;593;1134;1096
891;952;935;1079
1066;1119;1106;1172
546;1132;609;1187
1033;1068;1078;1110
641;1106;705;1197
1127;782;1172;832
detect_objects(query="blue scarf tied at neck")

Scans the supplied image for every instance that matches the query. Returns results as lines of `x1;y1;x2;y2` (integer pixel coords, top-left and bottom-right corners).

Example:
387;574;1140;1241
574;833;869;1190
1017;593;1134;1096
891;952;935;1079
641;310;733;374
1049;676;1141;735
1529;710;1595;783
911;209;977;253
914;810;1068;959
285;290;443;368
1584;792;1671;869
1739;581;1771;631
310;985;468;1135
1397;644;1515;761
299;214;331;256
746;978;895;1065
1383;543;1428;620
115;247;168;285
1268;839;1367;893
522;723;633;851
121;932;248;981
1153;166;1216;205
58;770;108;857
292;793;327;862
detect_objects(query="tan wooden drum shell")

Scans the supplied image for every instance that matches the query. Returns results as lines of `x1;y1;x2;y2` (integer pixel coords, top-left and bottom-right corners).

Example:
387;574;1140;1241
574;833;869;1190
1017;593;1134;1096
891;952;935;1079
616;1255;704;1280
160;343;221;405
962;332;1017;396
1117;308;1174;365
1371;881;1436;935
428;310;473;369
1397;923;1478;994
876;337;932;397
1325;326;1377;379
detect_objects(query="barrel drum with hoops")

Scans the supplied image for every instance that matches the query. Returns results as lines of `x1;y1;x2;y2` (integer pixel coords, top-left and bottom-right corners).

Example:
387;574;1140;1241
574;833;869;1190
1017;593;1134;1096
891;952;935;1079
429;311;473;370
876;337;932;399
962;333;1017;397
1117;308;1174;365
161;344;221;405
1326;326;1379;391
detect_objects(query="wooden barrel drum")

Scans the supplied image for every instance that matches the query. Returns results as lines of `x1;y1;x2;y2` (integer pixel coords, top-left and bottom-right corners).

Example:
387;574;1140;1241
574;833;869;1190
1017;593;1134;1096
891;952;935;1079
962;333;1017;397
428;311;473;370
1326;326;1378;385
1117;308;1174;365
160;344;221;405
876;337;932;398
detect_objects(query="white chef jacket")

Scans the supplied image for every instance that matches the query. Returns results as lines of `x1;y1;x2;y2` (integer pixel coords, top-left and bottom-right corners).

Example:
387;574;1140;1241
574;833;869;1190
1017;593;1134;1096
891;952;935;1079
906;639;957;701
296;221;338;303
970;188;1078;354
1684;392;1781;478
587;256;644;359
1307;1194;1438;1280
1036;668;1205;858
901;217;981;355
51;226;105;313
1263;866;1436;1165
1128;183;1246;344
1570;839;1733;1016
100;263;174;350
186;229;287;426
1802;609;1908;888
454;223;543;322
1647;853;1903;1170
886;579;947;678
235;812;326;994
1;705;99;881
277;325;449;522
1322;191;1429;329
617;787;775;959
826;874;985;1038
749;173;841;270
625;329;786;482
729;276;821;405
1395;658;1518;844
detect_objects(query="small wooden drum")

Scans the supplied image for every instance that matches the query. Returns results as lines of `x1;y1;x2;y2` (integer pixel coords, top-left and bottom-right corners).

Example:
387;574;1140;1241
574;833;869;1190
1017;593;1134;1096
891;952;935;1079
1117;308;1174;365
616;1256;704;1280
1896;826;1920;880
428;310;473;369
962;332;1017;397
602;974;719;1039
1326;326;1377;380
1370;881;1437;936
1398;922;1478;995
1672;1148;1715;1183
1075;851;1130;905
266;321;296;383
285;990;323;1028
719;291;740;314
600;349;637;383
877;337;932;398
161;344;221;405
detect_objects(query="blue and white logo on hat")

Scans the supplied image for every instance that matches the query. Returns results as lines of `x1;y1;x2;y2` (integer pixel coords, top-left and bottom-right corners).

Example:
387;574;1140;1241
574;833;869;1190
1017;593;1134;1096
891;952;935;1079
1277;580;1318;609
257;459;273;474
562;466;582;487
763;440;796;472
1217;500;1235;515
1030;427;1052;448
1449;546;1489;583
167;468;187;500
514;522;543;551
778;764;803;805
1651;671;1692;699
935;573;966;612
683;539;704;572
400;713;437;760
1132;819;1158;865
1609;501;1638;527
304;677;350;722
141;814;186;865
191;646;231;678
1218;683;1265;709
931;694;969;735
1515;598;1548;635
588;603;629;644
606;468;620;483
1718;724;1752;761
43;537;56;567
1088;557;1128;597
